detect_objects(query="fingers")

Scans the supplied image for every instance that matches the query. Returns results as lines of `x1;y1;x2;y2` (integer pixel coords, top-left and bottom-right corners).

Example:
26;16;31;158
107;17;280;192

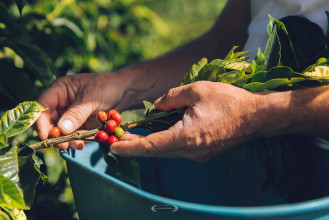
154;85;192;111
57;102;94;135
56;140;85;150
110;122;182;157
35;112;53;140
35;82;65;140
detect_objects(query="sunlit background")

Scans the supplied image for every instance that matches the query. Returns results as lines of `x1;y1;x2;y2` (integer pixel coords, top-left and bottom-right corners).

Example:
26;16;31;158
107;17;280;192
0;0;227;219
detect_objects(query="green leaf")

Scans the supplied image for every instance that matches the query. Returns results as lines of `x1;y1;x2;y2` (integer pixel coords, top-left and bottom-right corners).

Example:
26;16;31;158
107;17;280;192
243;77;306;92
251;66;302;83
143;101;153;111
32;154;47;182
280;15;326;63
182;58;208;85
223;46;248;61
272;18;300;70
0;175;28;210
262;24;281;71
0;102;46;138
13;208;27;220
0;207;26;220
99;144;140;188
194;64;222;82
127;109;185;125
0;40;55;87
219;70;251;87
0;208;10;220
15;0;26;16
302;65;329;81
143;100;156;115
252;48;266;74
0;59;39;103
225;60;252;73
0;134;7;150
0;145;42;206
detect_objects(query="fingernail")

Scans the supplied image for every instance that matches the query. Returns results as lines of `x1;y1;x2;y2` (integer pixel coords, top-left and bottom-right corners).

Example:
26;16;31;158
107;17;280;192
155;96;162;103
59;119;74;133
111;149;119;155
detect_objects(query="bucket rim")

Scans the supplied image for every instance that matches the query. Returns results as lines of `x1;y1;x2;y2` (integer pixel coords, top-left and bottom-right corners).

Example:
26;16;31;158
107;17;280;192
60;149;329;218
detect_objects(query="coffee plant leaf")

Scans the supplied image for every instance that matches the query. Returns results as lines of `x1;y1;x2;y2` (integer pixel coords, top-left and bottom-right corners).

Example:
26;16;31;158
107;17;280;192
251;66;302;83
262;22;281;71
0;40;55;87
182;58;208;85
0;208;10;220
99;144;140;188
15;0;26;16
252;48;266;74
243;77;306;92
302;65;329;81
0;145;43;207
0;175;28;210
0;134;7;150
0;102;45;138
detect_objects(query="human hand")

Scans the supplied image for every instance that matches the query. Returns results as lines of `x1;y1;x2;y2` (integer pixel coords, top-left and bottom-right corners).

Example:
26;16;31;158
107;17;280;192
110;81;264;162
35;73;126;150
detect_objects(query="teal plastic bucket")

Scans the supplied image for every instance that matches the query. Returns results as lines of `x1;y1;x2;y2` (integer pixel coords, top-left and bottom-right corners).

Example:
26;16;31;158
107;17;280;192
60;132;329;219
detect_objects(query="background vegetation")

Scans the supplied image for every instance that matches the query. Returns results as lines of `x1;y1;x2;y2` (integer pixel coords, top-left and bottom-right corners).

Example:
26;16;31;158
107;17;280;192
0;0;227;219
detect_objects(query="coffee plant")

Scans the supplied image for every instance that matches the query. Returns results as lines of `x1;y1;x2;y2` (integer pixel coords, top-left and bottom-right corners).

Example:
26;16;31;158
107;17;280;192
1;0;329;218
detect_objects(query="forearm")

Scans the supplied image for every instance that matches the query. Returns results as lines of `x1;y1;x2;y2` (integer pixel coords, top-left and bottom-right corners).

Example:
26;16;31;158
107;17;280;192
114;0;251;110
258;86;329;139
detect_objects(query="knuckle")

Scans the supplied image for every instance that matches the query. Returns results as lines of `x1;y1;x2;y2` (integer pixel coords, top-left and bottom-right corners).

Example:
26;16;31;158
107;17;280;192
166;88;177;99
189;82;207;98
183;130;202;148
141;140;156;157
68;106;87;121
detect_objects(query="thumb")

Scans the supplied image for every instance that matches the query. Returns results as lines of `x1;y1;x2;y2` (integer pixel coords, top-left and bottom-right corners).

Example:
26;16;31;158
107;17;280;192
58;102;94;135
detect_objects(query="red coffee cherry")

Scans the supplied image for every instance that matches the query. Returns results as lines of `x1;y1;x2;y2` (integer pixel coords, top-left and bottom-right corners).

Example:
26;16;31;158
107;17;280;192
105;120;117;134
95;131;109;143
107;135;118;145
109;112;122;124
50;127;61;138
114;127;124;138
107;109;119;120
96;111;107;123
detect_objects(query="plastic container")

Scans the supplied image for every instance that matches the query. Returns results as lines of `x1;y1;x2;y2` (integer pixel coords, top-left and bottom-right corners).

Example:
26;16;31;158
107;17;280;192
60;134;329;220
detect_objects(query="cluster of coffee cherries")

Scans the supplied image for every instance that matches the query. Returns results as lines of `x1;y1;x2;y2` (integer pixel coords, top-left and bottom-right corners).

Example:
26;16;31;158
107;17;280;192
95;109;124;145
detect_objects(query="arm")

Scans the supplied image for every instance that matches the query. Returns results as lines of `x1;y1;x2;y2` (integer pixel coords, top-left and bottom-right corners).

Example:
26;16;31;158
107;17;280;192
116;0;251;110
258;86;329;140
110;83;329;161
35;0;251;150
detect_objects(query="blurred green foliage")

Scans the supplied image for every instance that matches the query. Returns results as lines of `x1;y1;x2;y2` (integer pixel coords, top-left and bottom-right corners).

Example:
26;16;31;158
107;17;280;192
0;0;226;219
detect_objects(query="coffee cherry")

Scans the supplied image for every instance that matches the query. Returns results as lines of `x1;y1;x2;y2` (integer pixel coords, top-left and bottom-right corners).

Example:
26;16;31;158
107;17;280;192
96;111;107;123
107;135;118;145
95;131;109;143
50;127;61;138
105;120;117;134
109;112;122;124
114;127;124;138
107;109;119;120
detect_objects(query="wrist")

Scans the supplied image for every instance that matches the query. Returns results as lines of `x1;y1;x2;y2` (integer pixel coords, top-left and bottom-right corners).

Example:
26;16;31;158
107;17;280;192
256;87;329;139
255;91;294;138
110;62;162;110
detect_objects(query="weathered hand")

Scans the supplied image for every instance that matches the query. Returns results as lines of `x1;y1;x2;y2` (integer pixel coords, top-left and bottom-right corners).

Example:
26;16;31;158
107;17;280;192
111;81;263;162
35;73;125;150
